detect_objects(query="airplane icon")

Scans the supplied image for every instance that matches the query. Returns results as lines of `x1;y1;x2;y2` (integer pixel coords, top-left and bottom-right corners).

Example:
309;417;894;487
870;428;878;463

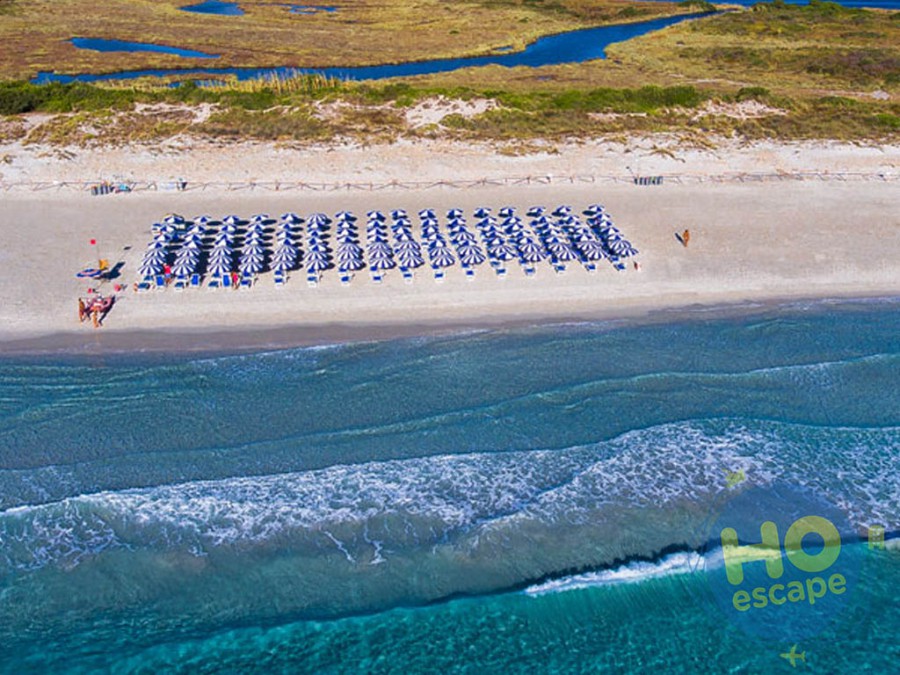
780;644;806;668
724;468;746;488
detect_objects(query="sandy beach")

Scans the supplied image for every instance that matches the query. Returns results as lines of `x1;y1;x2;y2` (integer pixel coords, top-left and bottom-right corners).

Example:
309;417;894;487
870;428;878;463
1;137;898;354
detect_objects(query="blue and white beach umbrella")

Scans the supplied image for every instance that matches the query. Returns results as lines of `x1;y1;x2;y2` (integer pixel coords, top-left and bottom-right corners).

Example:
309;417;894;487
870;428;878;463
397;249;424;269
207;257;231;278
517;239;545;262
429;246;456;268
457;244;486;266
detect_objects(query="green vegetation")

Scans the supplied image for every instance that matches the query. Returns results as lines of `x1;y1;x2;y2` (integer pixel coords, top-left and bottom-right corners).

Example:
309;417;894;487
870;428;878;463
2;77;897;146
0;3;898;146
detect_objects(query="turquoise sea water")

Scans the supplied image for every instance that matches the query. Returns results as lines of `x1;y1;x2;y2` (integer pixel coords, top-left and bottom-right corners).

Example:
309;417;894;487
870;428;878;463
0;299;898;673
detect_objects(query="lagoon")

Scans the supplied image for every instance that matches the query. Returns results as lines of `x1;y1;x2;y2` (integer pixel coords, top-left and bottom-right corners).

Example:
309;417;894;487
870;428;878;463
37;12;710;84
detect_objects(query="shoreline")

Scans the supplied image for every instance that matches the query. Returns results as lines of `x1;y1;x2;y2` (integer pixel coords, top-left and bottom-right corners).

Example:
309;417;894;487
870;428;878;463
2;293;897;359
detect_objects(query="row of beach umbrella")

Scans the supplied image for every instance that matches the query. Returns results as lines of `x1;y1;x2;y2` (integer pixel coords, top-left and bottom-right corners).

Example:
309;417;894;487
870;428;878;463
139;205;637;286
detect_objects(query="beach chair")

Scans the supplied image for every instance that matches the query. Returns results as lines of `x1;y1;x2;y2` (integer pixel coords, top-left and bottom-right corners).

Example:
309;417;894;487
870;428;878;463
306;272;319;287
190;273;201;288
524;266;536;278
339;272;351;286
614;261;627;271
371;271;383;284
174;277;187;290
434;268;445;283
240;274;253;288
155;274;166;289
221;274;232;288
137;279;151;291
208;277;220;289
464;266;475;281
553;263;566;275
496;267;507;279
400;267;413;284
274;271;286;287
584;262;597;273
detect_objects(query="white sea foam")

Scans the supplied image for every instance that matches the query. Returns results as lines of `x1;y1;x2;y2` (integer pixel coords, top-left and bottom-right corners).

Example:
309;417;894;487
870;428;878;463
0;420;897;573
524;551;705;596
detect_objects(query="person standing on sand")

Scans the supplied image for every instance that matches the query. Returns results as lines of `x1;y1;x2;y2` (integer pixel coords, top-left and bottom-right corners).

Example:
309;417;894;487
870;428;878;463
78;298;87;323
682;229;691;247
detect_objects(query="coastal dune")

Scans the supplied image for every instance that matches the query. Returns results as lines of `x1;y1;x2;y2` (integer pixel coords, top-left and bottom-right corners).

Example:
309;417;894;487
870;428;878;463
1;141;898;353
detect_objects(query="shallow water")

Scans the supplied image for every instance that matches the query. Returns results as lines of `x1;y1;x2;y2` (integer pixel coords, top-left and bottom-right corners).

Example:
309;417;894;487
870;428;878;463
180;0;245;15
0;298;897;671
70;37;219;59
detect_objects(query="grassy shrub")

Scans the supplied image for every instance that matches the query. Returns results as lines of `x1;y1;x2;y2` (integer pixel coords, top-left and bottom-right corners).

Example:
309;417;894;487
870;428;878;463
199;108;326;140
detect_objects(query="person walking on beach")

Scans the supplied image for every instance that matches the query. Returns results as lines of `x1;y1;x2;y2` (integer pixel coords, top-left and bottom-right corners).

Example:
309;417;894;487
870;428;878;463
78;298;87;323
682;229;691;247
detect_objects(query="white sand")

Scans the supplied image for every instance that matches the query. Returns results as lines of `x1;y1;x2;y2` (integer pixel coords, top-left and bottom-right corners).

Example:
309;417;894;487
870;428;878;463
0;138;898;352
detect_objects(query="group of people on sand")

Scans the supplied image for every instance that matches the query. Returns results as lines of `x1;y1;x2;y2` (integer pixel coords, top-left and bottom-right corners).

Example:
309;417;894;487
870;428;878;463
78;294;115;328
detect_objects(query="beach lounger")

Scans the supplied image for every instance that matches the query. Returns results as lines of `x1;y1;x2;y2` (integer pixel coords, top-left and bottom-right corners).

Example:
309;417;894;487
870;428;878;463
496;267;507;279
208;278;220;289
401;267;413;284
274;271;286;287
371;272;383;284
614;262;626;271
306;273;319;287
340;272;351;286
434;268;445;283
584;262;596;273
174;277;187;290
553;263;566;275
155;275;166;289
137;280;151;291
190;273;201;288
221;274;232;288
464;266;475;280
240;274;253;288
524;266;536;278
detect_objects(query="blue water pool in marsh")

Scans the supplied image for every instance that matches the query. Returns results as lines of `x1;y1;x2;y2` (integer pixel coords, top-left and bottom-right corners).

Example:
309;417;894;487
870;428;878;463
35;12;711;83
288;4;338;12
70;37;219;59
180;0;245;15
